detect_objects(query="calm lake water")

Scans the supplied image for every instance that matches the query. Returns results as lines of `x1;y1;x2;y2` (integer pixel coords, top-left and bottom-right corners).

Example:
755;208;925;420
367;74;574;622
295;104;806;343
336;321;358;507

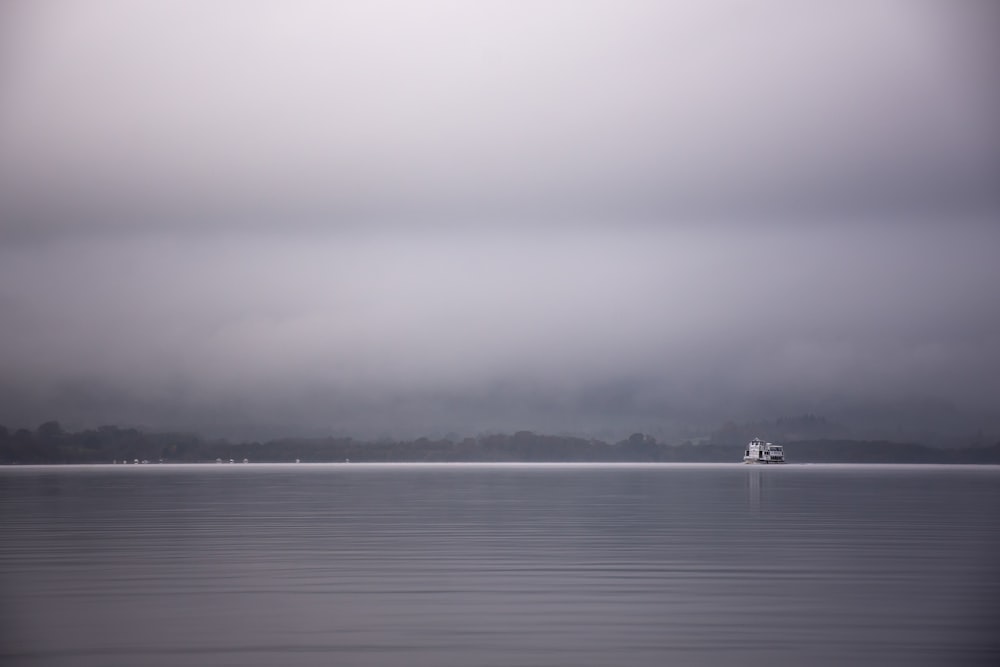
1;463;998;666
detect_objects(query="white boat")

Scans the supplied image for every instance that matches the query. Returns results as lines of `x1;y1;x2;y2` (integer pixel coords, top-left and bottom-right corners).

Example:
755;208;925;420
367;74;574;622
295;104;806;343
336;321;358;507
743;437;784;464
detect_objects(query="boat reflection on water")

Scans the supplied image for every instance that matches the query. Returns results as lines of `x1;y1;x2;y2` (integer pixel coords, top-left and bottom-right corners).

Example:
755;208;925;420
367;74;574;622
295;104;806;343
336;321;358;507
747;465;761;512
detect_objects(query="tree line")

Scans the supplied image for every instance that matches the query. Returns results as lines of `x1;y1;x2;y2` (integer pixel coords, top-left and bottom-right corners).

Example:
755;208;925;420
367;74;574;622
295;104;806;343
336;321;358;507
2;422;999;464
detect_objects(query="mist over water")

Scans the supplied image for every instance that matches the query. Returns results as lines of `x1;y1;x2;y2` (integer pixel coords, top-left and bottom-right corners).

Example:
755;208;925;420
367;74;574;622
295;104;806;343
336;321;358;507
1;2;999;439
3;5;999;665
2;464;998;666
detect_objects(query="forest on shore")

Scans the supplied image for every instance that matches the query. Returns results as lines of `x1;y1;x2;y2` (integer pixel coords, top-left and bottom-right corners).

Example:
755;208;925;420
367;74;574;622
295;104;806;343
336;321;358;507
2;421;1000;465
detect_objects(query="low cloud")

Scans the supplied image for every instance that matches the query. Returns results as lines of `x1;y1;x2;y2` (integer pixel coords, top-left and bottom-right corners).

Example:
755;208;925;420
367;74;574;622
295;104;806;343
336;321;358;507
0;1;998;437
2;224;998;437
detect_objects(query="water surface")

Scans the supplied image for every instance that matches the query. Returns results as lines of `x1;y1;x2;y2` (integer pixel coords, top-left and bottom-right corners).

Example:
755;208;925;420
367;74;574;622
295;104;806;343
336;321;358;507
2;463;998;666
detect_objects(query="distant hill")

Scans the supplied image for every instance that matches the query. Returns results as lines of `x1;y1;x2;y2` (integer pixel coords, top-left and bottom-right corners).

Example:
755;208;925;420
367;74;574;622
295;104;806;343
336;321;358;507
2;422;1000;464
775;439;1000;464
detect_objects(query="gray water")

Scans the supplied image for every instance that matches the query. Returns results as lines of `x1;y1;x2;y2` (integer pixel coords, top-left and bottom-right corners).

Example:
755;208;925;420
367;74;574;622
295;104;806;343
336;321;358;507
1;463;998;666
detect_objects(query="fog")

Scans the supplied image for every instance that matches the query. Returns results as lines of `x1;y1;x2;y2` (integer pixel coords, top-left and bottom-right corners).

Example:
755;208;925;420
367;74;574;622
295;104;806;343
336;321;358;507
1;1;998;439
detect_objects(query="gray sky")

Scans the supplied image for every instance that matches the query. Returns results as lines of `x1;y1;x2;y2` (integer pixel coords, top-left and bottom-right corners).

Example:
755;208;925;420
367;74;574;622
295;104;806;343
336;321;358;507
1;1;998;439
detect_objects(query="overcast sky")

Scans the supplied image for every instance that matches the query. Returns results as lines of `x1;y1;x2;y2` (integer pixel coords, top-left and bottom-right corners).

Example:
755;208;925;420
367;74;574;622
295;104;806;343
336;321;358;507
1;1;998;439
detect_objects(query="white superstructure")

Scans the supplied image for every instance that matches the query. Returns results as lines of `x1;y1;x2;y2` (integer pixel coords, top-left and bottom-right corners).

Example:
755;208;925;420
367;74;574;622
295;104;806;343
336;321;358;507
743;438;784;464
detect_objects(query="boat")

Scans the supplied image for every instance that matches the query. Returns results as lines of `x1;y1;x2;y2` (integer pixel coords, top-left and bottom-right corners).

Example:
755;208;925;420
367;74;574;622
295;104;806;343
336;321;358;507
743;437;784;464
